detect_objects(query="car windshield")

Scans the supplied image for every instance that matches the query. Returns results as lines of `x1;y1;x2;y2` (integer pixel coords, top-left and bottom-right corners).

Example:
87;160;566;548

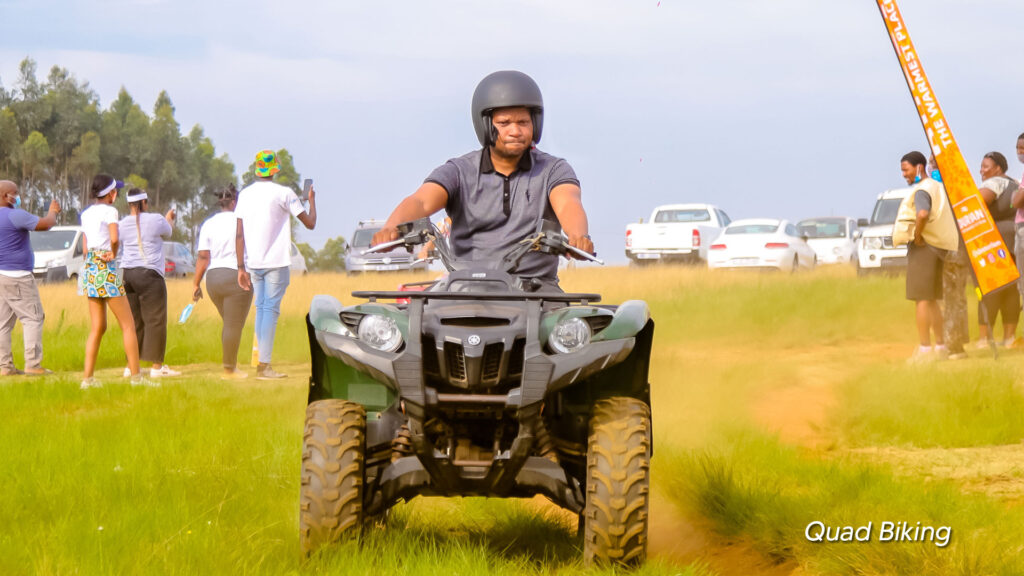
30;230;77;251
871;198;903;226
725;224;780;235
654;209;710;223
353;228;380;248
797;219;847;239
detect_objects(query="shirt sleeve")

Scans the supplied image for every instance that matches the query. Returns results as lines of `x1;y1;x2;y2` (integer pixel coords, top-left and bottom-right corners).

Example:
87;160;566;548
197;221;212;252
103;206;119;225
159;215;172;238
9;209;40;231
914;190;932;212
546;159;580;195
285;188;305;218
425;161;459;198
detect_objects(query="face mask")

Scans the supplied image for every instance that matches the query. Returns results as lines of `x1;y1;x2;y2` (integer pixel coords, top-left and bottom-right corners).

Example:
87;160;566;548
13;196;21;209
914;175;921;183
1018;153;1024;165
931;169;942;183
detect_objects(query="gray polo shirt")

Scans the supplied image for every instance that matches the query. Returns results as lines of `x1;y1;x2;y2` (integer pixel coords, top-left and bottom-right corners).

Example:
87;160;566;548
426;147;579;279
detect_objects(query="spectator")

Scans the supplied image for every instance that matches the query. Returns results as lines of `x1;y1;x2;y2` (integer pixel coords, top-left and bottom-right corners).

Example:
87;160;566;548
79;174;148;388
0;180;59;376
1010;133;1024;334
193;184;252;379
898;151;958;362
930;156;969;360
975;151;1020;348
118;188;180;377
235;150;317;379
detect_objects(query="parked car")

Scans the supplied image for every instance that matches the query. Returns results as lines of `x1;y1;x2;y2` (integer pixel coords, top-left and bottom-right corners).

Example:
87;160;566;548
625;203;731;264
707;218;817;272
29;225;84;282
796;217;861;265
343;219;428;274
163;241;195;278
290;242;308;275
856;187;914;275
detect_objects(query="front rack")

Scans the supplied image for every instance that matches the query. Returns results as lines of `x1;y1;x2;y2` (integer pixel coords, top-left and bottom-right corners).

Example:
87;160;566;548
351;290;602;304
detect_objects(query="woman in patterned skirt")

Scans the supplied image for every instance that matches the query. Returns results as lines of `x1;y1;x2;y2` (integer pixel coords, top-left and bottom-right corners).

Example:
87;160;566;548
79;174;147;389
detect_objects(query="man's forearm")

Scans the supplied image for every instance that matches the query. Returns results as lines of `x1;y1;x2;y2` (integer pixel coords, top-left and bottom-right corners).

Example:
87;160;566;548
384;196;432;230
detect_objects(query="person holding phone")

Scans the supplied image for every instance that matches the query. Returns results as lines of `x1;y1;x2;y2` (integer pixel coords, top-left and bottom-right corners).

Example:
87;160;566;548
193;184;252;379
0;180;59;377
118;188;179;378
79;174;148;388
235;150;317;379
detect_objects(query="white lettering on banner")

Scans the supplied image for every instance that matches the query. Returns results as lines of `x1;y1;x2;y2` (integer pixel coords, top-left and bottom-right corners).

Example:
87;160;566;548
971;241;1002;260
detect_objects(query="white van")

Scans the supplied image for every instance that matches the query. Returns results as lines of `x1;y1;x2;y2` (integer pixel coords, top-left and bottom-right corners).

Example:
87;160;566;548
29;225;85;282
856;187;913;275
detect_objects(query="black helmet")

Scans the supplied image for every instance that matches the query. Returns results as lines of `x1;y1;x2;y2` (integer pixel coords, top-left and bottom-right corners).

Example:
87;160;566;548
471;70;544;147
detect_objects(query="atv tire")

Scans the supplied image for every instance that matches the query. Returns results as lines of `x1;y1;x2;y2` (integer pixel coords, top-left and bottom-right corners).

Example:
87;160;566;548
299;399;366;556
582;397;651;566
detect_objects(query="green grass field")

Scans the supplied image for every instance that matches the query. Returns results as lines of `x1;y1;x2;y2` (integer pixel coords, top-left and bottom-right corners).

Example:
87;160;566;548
2;266;1023;575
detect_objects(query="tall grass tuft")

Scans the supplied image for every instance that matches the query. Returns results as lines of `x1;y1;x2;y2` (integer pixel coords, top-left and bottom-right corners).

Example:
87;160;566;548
834;363;1024;447
664;432;1024;575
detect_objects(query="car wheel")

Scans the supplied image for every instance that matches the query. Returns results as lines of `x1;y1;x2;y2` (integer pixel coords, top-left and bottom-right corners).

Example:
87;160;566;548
582;397;651;566
299;399;366;556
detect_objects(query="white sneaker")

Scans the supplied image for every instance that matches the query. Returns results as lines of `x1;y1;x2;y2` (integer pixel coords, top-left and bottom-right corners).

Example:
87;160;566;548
130;374;160;387
221;368;248;380
123;367;131;378
907;346;935;364
150;365;181;377
974;339;991;350
80;377;102;390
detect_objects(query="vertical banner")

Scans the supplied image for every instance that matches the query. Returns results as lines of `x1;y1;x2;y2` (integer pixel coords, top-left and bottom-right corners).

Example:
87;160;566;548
876;0;1018;295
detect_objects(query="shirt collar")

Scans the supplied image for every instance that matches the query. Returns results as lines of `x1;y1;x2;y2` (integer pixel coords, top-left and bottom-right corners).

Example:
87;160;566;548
479;147;534;176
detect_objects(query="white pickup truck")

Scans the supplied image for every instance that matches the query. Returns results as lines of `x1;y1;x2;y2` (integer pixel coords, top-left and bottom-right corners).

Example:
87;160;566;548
625;203;732;264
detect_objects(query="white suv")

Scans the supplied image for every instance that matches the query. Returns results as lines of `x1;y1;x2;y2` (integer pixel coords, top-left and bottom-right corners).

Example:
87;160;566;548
857;187;913;276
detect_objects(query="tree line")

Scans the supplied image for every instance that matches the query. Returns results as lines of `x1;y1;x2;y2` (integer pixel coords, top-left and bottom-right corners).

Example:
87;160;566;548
0;57;349;267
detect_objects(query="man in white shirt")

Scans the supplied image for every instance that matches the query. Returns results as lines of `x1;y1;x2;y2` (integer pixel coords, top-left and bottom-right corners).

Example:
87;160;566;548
235;150;317;379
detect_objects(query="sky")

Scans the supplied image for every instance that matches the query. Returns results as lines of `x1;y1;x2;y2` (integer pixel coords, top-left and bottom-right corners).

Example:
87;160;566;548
2;0;1022;264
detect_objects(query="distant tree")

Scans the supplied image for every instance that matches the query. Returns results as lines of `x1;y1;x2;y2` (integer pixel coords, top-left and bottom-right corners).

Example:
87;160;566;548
19;131;52;212
295;242;317;269
0;109;19;177
69;130;101;213
303;235;348;270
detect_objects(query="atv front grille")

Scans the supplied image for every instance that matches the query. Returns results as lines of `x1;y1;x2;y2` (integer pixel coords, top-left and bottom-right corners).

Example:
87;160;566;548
445;341;467;382
482;343;503;384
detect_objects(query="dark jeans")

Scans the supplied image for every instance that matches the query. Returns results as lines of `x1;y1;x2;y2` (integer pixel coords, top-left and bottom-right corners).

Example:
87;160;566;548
123;267;168;364
207;268;253;369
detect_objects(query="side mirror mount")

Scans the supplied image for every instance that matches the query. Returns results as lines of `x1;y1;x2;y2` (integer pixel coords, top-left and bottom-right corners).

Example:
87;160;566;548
853;229;863;240
857;218;869;227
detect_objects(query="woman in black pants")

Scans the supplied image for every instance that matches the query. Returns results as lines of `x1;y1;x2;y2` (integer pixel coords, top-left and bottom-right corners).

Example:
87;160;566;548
193;185;253;379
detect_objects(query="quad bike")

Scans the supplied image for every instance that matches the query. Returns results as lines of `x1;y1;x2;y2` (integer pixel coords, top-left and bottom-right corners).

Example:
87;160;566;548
301;218;655;565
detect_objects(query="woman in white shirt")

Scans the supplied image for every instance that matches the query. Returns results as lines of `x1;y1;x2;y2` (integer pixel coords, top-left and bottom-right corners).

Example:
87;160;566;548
78;174;145;389
192;184;253;379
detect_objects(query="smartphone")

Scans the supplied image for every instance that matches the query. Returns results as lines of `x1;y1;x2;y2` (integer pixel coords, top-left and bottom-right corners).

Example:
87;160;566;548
301;178;313;201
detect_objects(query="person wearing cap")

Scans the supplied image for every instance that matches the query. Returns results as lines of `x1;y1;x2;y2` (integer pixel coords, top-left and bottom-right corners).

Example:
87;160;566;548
0;180;60;377
235;150;317;380
79;174;148;389
118;188;179;378
371;70;593;289
193;184;252;380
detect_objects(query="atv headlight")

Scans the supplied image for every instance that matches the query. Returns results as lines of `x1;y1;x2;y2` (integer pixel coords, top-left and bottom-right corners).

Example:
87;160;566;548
357;314;403;352
548;317;592;354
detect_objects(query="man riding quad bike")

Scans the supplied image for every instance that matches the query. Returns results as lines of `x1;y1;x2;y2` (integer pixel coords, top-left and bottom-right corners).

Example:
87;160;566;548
302;218;654;565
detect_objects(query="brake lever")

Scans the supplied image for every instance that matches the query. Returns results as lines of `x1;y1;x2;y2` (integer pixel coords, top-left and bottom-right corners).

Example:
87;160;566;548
362;238;405;255
563;242;604;265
